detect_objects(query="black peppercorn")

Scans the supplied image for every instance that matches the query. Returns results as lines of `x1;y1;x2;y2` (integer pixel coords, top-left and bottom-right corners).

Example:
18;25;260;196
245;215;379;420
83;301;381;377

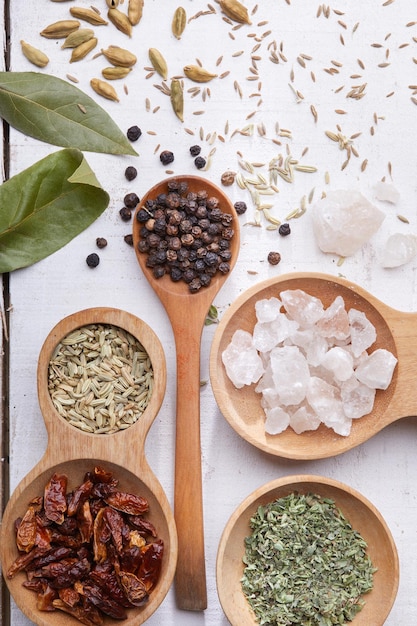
234;201;247;215
127;125;142;141
124;234;133;246
189;145;201;157
160;150;174;166
119;207;132;222
194;156;206;169
125;166;137;181
124;192;140;208
279;223;291;236
96;237;107;249
137;208;151;223
267;251;281;265
86;253;100;268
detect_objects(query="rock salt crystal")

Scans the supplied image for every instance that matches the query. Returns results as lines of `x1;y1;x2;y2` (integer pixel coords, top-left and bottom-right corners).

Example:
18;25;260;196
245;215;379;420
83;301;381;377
222;290;397;437
382;233;417;268
311;190;385;257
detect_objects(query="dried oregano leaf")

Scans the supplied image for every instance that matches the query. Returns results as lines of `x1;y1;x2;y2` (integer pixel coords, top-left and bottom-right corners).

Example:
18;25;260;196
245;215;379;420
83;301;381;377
0;72;137;155
0;149;109;273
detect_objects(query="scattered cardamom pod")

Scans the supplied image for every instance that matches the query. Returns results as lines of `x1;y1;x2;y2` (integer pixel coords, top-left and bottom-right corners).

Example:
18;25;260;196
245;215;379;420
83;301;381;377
20;40;49;68
128;0;144;26
108;8;132;37
101;45;137;67
70;7;108;25
90;78;119;102
183;65;218;83
70;37;98;62
61;28;95;49
170;79;184;122
102;66;132;79
219;0;252;24
149;48;168;80
40;20;81;39
172;7;186;39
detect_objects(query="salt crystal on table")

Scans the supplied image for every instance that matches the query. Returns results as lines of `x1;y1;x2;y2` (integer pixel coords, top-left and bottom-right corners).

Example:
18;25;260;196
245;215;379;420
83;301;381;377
255;297;282;323
340;377;376;419
270;345;310;405
355;348;397;390
280;289;324;327
290;404;321;434
222;330;264;388
316;296;350;341
321;346;354;381
264;406;290;435
348;308;377;357
253;314;299;353
374;181;400;204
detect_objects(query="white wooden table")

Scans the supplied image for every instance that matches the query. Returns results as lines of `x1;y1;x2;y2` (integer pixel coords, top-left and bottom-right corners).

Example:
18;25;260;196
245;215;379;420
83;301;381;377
2;1;417;624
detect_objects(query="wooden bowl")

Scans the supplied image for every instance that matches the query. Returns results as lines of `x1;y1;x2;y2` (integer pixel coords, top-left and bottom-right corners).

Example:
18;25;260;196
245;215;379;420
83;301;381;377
0;308;177;626
209;272;417;460
217;475;399;626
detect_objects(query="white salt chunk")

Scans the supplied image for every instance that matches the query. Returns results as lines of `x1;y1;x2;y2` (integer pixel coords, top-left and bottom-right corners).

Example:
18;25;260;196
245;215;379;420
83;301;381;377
290;404;321;434
382;233;417;268
306;376;352;436
264;406;290;435
222;330;264;389
355;348;397;390
270;345;310;406
348;308;376;357
253;314;299;353
311;189;385;257
288;328;329;367
340;377;376;419
374;181;400;204
280;289;324;327
316;296;350;341
321;346;354;381
255;297;282;323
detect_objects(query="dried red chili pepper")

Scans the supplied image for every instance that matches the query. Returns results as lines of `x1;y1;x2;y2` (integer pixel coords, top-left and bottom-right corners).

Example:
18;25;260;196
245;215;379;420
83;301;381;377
76;580;128;620
77;500;94;543
16;505;38;553
44;473;67;524
52;599;103;626
67;478;94;517
128;514;157;537
104;491;149;515
117;570;148;606
93;507;110;564
137;540;164;591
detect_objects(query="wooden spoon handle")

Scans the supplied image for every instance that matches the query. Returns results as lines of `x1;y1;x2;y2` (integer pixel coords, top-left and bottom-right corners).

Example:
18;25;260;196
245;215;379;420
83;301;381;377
172;316;207;611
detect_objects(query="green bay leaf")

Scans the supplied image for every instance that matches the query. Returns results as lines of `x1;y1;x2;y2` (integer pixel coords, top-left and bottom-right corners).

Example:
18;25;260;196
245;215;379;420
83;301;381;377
0;148;109;273
0;72;137;156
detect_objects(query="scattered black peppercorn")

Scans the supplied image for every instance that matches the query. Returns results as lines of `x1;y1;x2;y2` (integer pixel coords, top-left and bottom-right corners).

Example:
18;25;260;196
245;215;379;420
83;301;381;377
127;125;142;141
119;207;132;221
194;156;206;169
96;237;107;249
267;251;281;265
125;166;137;181
160;150;174;166
124;234;133;246
86;253;100;268
234;201;247;215
189;145;201;157
124;192;140;208
279;223;291;236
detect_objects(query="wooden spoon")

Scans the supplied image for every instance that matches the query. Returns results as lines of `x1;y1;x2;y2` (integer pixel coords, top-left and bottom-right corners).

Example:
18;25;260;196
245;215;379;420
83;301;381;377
133;175;240;611
210;272;417;460
0;308;177;626
217;475;399;625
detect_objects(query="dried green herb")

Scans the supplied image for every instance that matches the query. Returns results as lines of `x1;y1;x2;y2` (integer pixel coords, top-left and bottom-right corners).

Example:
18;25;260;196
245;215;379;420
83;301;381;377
0;149;109;273
241;493;376;625
0;72;137;156
205;304;219;325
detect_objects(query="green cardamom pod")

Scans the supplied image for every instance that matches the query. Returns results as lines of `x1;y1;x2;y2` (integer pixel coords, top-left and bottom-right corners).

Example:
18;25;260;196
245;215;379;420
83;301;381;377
61;28;95;49
149;48;168;80
172;7;186;39
20;41;49;67
170;79;184;122
183;65;217;83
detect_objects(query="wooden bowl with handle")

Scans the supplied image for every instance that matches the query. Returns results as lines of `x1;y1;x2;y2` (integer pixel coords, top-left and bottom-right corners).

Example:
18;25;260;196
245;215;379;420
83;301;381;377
0;307;177;626
209;271;417;460
217;475;399;626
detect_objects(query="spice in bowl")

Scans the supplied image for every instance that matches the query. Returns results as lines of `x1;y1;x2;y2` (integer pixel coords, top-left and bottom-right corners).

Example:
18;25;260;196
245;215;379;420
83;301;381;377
48;323;154;434
6;465;164;624
241;492;375;625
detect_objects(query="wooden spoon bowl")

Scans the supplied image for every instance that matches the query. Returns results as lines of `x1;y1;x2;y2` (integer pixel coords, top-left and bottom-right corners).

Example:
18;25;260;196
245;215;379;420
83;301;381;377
133;175;240;610
0;308;177;626
209;272;416;460
217;475;399;626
